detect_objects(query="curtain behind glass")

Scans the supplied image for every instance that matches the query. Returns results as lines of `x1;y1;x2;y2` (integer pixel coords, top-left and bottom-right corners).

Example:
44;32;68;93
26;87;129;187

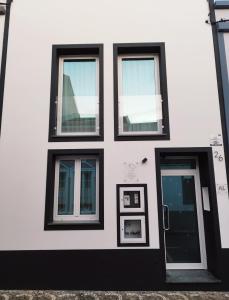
58;160;75;215
61;59;97;133
80;159;96;215
121;58;162;132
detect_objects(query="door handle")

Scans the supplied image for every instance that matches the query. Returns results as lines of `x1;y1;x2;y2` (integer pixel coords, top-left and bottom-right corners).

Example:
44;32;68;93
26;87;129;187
163;205;170;231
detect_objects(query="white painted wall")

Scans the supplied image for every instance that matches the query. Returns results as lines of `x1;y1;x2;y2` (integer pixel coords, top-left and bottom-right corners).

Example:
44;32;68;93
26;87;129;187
0;0;228;250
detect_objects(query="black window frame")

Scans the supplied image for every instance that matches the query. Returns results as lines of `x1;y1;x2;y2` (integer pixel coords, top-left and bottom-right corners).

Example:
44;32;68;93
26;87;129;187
113;43;170;141
48;44;104;142
44;149;104;230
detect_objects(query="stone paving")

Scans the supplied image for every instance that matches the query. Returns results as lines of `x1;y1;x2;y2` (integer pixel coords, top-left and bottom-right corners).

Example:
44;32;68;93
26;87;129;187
0;291;229;300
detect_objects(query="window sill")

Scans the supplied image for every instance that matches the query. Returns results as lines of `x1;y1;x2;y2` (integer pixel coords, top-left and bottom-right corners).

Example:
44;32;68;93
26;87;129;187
44;221;104;231
114;133;170;141
48;134;104;142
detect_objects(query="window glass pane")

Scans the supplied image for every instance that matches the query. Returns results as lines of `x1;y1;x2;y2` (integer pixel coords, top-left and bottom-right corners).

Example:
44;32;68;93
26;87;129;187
58;160;75;215
161;159;196;170
121;58;162;133
80;159;97;215
61;59;97;133
162;175;201;263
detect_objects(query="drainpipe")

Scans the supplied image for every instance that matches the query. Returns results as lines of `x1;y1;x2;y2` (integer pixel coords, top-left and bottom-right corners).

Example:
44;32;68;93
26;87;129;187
0;0;13;135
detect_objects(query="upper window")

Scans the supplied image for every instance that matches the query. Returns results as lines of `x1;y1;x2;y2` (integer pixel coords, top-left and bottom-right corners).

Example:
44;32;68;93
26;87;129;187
44;149;104;230
114;43;170;141
57;57;99;136
49;45;104;142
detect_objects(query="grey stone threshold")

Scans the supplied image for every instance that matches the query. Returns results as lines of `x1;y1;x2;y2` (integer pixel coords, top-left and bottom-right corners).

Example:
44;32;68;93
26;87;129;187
0;291;229;300
166;270;221;284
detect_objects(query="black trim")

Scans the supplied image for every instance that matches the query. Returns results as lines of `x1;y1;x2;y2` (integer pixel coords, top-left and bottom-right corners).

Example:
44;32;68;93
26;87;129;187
44;149;104;230
155;147;222;279
208;0;229;194
116;184;149;247
2;249;229;290
48;44;104;142
113;43;170;141
215;1;229;9
0;0;13;135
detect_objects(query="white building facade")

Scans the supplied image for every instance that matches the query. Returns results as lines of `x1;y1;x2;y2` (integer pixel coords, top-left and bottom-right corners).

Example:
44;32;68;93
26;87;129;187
0;0;229;290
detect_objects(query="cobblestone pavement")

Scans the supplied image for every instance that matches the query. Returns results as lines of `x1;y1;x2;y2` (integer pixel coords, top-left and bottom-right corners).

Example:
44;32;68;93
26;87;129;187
0;291;229;300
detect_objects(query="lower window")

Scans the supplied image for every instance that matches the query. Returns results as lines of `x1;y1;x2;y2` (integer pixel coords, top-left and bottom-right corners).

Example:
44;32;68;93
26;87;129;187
44;149;104;230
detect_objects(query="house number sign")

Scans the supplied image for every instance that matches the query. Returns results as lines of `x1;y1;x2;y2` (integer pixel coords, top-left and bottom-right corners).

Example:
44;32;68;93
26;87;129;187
214;150;224;162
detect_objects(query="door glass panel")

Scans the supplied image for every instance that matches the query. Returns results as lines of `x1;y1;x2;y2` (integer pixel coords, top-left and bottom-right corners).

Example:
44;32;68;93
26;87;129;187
161;159;196;170
162;175;201;264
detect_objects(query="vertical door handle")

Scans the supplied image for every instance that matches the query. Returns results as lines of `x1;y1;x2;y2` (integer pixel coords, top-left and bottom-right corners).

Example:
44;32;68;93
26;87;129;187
163;205;170;231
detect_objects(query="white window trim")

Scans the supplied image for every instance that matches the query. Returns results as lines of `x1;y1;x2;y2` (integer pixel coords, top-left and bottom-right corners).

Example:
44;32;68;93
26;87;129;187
120;215;146;244
118;54;163;136
53;155;99;223
57;56;100;136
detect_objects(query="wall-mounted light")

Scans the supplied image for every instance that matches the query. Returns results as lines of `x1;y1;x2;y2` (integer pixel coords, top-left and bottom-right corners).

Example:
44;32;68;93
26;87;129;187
142;158;148;164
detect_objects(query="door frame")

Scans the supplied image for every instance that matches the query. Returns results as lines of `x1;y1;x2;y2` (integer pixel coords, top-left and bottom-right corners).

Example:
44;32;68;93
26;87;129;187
161;162;207;270
155;147;222;279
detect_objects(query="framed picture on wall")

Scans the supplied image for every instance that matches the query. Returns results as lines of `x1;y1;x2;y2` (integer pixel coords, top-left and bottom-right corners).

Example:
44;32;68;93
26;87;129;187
120;216;146;244
116;184;149;247
118;186;145;213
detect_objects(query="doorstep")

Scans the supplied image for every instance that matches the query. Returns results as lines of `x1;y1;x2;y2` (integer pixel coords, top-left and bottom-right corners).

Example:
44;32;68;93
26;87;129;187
166;269;221;283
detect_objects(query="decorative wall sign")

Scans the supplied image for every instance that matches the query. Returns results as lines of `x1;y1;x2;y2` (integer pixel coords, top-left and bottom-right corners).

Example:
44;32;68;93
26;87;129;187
216;184;228;195
210;134;223;146
123;162;139;182
116;184;149;247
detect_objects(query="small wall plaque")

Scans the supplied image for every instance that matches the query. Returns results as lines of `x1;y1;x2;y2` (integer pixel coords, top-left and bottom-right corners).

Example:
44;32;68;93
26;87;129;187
210;134;223;146
216;184;228;195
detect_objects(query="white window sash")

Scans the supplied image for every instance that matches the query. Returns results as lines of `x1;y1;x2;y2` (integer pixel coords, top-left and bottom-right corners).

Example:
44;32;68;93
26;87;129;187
118;54;163;136
56;56;100;136
53;156;99;223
